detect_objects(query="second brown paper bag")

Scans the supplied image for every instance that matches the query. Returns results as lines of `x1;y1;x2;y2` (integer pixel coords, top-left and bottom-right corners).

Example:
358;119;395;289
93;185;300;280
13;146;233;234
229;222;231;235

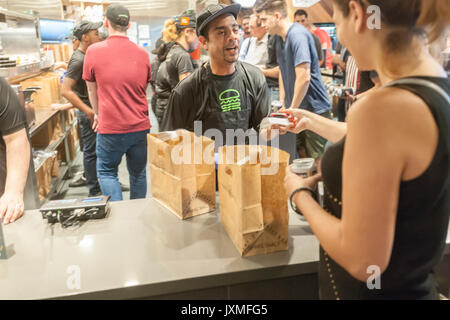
218;145;290;257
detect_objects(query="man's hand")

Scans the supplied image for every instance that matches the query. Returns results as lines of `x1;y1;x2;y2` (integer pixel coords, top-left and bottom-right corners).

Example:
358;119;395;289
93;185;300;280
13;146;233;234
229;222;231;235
86;109;96;125
0;192;24;225
339;91;357;103
92;114;98;132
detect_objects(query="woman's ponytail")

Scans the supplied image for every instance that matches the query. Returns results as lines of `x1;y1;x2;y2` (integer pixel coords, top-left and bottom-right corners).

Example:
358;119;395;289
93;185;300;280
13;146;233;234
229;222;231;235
162;19;178;43
418;0;450;43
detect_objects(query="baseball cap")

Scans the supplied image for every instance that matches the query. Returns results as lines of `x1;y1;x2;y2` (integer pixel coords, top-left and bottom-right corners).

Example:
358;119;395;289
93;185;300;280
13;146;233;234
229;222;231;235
174;9;197;30
72;20;103;40
196;3;241;37
105;4;130;26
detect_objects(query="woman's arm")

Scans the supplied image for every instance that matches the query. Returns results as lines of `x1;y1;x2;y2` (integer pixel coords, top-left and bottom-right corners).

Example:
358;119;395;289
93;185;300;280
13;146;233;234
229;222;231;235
286;109;347;143
285;89;415;281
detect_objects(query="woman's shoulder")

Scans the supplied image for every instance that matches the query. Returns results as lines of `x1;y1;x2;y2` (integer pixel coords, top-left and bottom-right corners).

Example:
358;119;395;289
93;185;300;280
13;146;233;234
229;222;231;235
347;85;433;126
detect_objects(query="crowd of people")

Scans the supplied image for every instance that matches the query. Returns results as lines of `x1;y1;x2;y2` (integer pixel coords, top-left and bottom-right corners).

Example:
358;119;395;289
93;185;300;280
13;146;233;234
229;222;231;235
0;0;449;300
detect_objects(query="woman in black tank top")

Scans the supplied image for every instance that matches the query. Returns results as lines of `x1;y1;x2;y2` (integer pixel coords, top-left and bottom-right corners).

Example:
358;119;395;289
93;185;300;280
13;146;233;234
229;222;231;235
279;1;450;299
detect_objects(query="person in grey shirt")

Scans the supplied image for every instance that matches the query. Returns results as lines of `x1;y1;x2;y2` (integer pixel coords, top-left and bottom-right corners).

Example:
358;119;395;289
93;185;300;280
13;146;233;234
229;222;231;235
240;15;269;68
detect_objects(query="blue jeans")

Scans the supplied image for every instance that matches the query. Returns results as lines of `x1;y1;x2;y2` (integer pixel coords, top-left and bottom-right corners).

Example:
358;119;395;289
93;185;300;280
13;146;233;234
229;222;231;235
77;111;101;196
96;130;149;201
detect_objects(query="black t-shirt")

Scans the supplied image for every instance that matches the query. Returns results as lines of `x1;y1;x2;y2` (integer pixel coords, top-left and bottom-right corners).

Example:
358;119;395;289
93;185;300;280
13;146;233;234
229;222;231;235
155;43;195;99
161;61;271;147
66;49;91;107
312;33;324;64
266;35;281;88
0;77;27;195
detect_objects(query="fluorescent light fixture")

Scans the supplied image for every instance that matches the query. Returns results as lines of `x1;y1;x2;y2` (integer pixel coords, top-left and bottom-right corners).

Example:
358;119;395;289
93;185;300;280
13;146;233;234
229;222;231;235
234;0;257;8
292;0;321;8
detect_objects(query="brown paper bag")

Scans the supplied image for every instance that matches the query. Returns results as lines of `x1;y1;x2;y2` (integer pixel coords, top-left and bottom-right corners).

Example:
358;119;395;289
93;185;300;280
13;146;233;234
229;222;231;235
148;130;216;219
218;145;290;257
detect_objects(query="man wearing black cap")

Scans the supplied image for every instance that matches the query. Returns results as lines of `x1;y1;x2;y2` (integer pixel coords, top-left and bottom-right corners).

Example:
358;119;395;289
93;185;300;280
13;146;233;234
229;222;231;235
161;3;270;147
83;4;151;202
62;20;102;197
154;9;198;125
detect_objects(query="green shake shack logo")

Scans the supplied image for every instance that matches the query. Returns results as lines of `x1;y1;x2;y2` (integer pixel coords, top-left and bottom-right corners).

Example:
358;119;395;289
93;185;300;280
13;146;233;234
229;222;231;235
219;89;241;112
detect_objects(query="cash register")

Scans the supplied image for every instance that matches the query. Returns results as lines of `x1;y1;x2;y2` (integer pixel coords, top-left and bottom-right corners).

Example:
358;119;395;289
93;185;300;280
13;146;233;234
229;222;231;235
40;195;110;228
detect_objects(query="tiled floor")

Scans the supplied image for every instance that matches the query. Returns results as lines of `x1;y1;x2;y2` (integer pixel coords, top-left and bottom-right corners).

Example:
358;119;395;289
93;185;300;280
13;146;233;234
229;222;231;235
62;94;159;201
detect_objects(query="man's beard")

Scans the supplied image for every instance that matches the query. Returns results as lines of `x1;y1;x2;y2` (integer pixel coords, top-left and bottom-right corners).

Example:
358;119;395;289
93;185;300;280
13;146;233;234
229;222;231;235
187;39;199;53
223;49;238;64
224;55;238;64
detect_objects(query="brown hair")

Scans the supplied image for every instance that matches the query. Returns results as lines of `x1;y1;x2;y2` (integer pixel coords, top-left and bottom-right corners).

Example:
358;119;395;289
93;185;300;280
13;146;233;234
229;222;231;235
333;0;449;44
254;0;288;18
418;0;450;43
333;0;449;76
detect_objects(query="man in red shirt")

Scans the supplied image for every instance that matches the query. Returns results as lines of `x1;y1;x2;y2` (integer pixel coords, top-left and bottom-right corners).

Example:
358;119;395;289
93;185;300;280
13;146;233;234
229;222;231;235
312;25;332;69
294;10;333;69
83;4;151;201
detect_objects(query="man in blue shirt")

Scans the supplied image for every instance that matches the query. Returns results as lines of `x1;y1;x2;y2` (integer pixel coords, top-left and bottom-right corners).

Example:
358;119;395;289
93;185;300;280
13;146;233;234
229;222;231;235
255;0;332;159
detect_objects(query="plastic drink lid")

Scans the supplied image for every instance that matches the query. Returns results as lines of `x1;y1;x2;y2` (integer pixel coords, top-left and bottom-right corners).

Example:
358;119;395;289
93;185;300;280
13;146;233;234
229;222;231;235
292;158;315;174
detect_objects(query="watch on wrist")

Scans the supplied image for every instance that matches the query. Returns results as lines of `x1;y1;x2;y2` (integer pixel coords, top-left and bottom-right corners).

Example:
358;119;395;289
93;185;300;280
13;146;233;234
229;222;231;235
289;187;318;216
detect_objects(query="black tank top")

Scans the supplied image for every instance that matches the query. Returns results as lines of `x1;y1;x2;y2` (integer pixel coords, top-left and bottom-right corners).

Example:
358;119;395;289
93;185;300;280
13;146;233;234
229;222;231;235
320;77;450;300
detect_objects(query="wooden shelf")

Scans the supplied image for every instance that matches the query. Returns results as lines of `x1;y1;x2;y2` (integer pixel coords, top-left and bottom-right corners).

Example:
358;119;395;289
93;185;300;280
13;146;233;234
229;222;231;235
29;108;60;137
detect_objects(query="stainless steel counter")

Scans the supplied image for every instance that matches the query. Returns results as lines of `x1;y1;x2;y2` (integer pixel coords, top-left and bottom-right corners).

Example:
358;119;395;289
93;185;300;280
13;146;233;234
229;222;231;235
0;198;319;300
0;198;448;300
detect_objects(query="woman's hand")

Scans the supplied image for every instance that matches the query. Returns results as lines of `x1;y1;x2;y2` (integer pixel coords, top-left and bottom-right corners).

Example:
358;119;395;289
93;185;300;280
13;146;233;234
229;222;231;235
281;109;313;134
284;165;322;198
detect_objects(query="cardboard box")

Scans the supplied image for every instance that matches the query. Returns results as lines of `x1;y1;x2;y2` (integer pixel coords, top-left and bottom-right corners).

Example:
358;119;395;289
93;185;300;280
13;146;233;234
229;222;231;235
20;73;62;109
30;115;62;148
35;156;56;201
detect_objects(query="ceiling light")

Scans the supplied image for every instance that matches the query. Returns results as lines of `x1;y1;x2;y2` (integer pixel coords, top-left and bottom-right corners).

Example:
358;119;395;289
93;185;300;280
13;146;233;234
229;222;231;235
234;0;257;8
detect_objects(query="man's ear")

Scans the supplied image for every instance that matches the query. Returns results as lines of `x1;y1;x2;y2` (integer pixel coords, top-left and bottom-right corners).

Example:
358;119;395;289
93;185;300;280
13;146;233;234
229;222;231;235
199;35;208;51
104;18;109;28
274;12;280;22
127;22;131;31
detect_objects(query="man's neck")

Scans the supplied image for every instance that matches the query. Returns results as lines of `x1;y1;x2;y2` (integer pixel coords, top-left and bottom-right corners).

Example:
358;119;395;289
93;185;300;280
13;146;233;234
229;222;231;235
78;43;88;53
177;37;189;51
209;58;236;76
278;20;292;42
256;32;267;42
108;29;127;37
